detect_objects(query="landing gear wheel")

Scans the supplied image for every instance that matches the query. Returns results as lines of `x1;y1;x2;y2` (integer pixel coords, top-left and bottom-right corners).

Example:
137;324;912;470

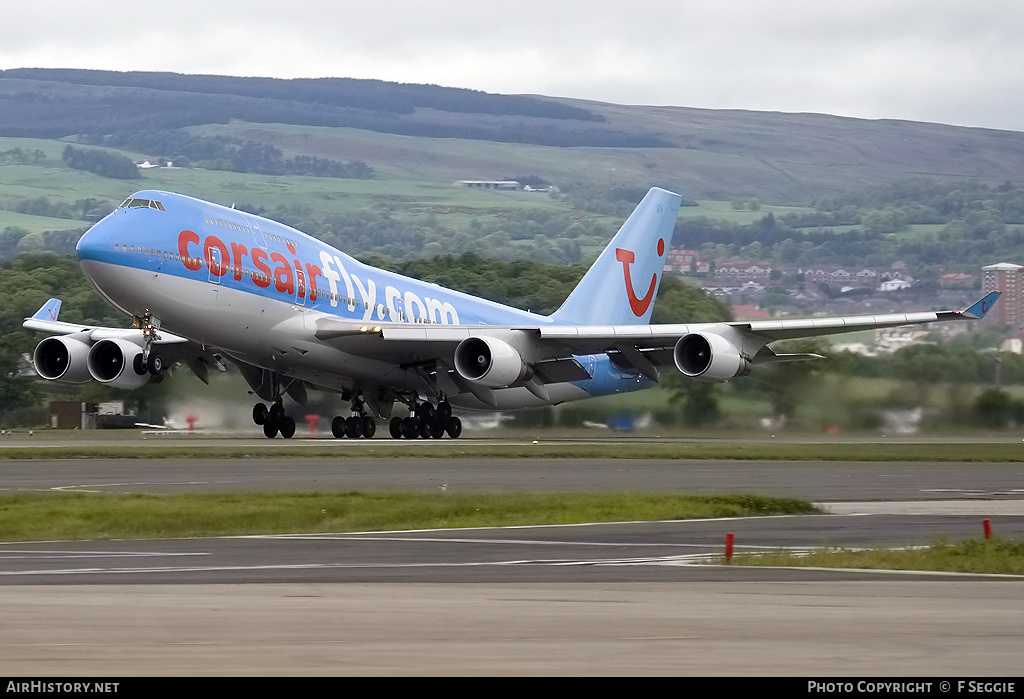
445;416;462;439
436;401;452;424
389;417;403;439
147;355;164;376
429;419;446;439
253;404;268;426
279;416;295;439
402;417;420;439
415;402;435;422
344;416;363;439
269;403;285;425
361;416;376;439
332;416;346;438
263;420;279;439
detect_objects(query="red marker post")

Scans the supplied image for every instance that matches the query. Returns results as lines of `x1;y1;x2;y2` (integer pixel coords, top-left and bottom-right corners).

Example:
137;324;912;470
983;519;993;540
306;414;320;435
725;533;734;563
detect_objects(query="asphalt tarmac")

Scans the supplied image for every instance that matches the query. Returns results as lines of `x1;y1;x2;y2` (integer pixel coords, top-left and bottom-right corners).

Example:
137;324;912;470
1;445;1023;675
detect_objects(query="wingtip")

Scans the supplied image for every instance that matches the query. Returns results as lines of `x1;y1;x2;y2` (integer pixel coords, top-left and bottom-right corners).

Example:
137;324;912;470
961;291;1000;320
29;298;61;321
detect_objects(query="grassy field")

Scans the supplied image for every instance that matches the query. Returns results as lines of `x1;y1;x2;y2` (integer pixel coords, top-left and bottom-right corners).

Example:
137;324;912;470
0;491;818;541
0;135;619;243
734;537;1024;575
0;209;88;234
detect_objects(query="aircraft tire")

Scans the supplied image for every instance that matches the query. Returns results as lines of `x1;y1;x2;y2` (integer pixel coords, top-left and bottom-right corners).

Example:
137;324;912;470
389;417;403;439
429;419;446;439
345;416;363;439
361;417;376;439
415;402;434;422
280;416;296;439
401;417;419;439
436;401;452;424
269;403;285;425
263;420;279;439
445;416;462;439
148;355;164;376
253;404;268;426
332;416;346;438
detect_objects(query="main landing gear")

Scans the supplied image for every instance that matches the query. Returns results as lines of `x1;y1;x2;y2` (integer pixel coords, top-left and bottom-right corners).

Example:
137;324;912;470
253;401;296;439
253;395;463;440
330;395;376;439
388;400;462;440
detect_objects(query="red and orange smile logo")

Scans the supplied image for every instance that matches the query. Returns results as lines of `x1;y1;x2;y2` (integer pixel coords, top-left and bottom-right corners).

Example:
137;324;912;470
616;238;665;317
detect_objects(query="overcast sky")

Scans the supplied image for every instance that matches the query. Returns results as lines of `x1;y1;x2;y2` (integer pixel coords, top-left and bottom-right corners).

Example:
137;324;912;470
4;1;1024;132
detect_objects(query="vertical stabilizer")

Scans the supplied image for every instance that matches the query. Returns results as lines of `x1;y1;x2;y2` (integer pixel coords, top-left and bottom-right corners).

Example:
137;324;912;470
549;187;681;325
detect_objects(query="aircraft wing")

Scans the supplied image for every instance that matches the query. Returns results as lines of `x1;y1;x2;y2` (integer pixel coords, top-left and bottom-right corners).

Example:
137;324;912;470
314;292;1000;386
23;299;192;344
24;298;220;385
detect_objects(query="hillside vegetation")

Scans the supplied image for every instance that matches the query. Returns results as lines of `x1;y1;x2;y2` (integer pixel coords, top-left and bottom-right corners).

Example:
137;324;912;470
3;69;1024;202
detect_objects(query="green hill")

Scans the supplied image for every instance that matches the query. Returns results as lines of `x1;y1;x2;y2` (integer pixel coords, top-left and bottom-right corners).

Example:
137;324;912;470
2;68;1024;203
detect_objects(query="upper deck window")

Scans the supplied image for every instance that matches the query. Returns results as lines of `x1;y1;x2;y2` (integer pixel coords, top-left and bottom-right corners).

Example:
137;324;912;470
119;198;166;212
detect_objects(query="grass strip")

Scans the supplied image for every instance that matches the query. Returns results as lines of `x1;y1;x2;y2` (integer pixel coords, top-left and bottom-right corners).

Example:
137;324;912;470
733;537;1024;575
0;491;818;541
2;441;1024;461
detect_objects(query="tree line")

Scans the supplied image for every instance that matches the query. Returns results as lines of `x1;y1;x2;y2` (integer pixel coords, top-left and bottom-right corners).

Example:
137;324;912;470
672;178;1024;278
0;70;670;148
61;145;139;180
4;69;602;121
86;131;375;179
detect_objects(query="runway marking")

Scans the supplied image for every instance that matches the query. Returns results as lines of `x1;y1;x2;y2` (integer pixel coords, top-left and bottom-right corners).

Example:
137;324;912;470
4;553;1020;579
238;513;824;539
262;535;726;547
51;482;218;493
0;550;207;560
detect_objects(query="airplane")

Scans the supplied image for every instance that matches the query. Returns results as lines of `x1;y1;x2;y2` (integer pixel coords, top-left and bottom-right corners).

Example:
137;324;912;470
23;187;999;439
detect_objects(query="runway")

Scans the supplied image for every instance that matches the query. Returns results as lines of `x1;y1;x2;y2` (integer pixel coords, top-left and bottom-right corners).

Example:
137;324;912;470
1;449;1023;674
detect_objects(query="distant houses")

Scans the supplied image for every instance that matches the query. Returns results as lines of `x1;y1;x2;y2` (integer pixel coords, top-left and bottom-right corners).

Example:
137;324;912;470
664;248;914;295
454;180;521;190
453;180;553;192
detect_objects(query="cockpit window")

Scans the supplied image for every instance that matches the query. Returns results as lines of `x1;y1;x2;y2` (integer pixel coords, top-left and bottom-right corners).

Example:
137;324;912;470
119;198;166;212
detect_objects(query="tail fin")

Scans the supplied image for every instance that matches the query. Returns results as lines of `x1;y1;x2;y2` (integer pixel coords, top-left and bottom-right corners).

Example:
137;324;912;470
549;187;681;325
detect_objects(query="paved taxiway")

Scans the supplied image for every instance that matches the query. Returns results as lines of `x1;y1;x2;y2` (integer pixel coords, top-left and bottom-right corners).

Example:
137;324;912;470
2;447;1023;674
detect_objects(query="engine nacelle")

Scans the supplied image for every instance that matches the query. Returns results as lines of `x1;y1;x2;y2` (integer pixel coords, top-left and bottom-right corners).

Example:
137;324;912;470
87;339;152;389
454;336;528;389
673;332;750;382
32;336;93;384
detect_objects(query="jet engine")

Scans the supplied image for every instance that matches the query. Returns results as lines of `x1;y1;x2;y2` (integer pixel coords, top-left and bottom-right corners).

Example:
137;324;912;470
87;339;152;389
454;336;528;388
673;332;750;382
32;336;93;384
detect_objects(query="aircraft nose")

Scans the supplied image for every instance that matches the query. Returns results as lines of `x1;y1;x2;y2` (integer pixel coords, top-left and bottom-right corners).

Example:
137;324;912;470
75;210;123;263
